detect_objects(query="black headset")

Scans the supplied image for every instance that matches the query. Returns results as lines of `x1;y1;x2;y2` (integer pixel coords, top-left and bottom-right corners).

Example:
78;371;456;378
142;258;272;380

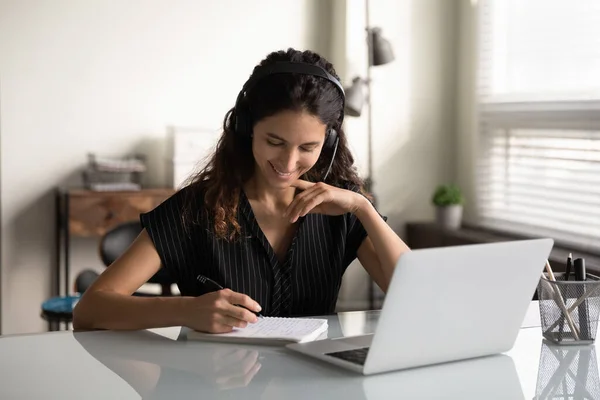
233;61;345;181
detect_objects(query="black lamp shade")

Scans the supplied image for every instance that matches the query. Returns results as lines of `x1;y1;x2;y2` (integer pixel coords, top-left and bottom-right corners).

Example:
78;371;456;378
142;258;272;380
344;77;364;117
370;27;394;66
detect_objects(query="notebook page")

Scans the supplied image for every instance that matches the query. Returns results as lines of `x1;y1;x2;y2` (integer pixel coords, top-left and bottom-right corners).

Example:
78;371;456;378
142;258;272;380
190;317;328;342
222;317;326;340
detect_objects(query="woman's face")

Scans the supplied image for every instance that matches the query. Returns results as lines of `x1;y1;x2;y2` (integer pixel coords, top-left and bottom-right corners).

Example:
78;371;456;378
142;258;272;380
252;109;327;189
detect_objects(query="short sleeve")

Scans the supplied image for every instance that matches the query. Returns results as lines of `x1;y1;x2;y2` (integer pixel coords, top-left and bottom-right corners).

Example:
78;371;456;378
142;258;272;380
139;188;190;279
343;184;388;267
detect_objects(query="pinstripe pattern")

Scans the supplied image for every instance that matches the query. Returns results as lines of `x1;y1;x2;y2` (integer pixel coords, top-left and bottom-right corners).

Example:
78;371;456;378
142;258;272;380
140;186;381;317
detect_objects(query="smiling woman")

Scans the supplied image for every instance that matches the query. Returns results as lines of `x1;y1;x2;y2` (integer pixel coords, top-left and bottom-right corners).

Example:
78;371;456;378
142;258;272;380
254;110;327;185
72;48;410;334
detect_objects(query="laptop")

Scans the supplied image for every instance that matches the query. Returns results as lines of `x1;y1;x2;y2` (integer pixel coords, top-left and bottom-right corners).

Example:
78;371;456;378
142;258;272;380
287;238;553;375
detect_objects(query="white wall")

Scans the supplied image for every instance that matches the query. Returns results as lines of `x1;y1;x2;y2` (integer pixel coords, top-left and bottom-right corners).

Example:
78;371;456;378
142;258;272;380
336;0;459;308
0;0;330;335
456;0;479;224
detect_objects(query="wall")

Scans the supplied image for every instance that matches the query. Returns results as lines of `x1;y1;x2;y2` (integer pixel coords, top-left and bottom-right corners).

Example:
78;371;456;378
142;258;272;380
456;0;479;224
0;75;3;333
0;0;330;335
336;0;459;308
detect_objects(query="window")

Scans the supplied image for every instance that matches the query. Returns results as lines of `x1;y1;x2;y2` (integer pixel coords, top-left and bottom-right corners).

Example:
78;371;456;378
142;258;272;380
476;0;600;253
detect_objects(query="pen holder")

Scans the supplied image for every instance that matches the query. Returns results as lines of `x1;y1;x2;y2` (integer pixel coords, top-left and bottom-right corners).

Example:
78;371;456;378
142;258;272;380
534;339;600;400
538;273;600;345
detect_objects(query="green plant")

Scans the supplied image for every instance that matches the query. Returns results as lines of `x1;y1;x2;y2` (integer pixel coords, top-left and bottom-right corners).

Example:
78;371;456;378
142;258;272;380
432;184;464;207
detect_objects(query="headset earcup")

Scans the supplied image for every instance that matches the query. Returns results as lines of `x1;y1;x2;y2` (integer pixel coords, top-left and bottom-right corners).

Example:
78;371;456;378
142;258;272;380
325;129;338;151
233;109;240;133
234;101;251;137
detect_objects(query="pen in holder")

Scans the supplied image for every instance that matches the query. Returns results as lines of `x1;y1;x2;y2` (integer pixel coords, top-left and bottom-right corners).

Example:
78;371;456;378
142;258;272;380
538;272;600;345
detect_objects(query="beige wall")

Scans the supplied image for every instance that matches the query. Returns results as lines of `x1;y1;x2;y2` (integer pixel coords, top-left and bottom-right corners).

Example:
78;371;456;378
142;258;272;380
456;0;479;224
337;0;460;308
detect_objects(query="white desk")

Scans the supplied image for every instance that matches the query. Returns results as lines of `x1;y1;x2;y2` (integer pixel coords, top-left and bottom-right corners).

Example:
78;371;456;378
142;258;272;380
0;302;595;399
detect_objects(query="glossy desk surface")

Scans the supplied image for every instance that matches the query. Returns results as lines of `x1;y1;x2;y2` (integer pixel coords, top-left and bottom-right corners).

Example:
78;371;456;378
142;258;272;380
1;302;596;399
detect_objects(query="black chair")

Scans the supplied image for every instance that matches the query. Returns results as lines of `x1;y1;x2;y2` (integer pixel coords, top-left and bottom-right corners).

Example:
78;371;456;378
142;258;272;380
82;220;177;295
42;220;177;330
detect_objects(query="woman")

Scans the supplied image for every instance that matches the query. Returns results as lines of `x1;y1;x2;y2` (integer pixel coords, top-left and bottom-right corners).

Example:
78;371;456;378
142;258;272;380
73;48;410;333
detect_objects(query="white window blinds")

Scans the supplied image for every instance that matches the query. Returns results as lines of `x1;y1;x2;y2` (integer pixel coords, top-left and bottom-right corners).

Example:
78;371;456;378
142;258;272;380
476;0;600;253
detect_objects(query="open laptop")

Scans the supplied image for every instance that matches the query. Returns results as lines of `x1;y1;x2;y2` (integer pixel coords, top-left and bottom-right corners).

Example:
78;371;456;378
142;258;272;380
287;238;553;375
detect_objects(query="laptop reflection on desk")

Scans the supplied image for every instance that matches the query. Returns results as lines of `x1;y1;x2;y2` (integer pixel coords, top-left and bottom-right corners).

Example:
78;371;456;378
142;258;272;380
362;354;524;400
260;354;523;400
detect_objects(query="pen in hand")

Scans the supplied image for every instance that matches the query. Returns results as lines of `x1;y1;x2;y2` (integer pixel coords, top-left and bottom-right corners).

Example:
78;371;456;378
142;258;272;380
196;274;264;318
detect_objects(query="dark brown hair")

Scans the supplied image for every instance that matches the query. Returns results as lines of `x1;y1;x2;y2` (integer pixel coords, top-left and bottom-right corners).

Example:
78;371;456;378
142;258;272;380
183;48;365;240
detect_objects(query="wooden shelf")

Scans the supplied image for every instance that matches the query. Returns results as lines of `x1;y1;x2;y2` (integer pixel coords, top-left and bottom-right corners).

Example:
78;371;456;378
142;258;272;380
64;188;175;237
54;188;176;304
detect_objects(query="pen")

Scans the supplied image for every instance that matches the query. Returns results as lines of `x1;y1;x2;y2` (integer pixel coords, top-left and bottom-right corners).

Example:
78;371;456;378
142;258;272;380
545;260;580;340
565;253;572;281
196;274;224;291
558;253;573;336
196;274;263;318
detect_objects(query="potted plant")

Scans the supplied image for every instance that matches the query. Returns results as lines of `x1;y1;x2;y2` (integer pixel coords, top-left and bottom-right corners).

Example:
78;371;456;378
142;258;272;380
432;184;464;230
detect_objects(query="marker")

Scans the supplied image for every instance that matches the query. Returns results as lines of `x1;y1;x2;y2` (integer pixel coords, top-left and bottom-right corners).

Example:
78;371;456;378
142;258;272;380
574;258;586;282
574;258;589;338
196;274;263;318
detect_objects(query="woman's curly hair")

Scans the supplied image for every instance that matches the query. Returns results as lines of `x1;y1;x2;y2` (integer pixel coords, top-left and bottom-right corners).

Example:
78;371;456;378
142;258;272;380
182;48;366;240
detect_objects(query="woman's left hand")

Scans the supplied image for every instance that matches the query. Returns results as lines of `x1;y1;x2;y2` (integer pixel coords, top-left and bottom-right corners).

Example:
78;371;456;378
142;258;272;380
285;180;367;223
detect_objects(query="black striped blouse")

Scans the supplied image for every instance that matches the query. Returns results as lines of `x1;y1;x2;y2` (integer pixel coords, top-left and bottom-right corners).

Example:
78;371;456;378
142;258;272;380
140;185;385;317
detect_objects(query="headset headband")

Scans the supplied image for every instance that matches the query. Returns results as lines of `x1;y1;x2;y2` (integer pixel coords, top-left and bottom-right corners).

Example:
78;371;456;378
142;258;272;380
235;61;346;124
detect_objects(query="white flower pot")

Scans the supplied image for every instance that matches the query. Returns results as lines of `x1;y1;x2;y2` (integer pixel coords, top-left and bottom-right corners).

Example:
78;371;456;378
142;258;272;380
435;205;463;230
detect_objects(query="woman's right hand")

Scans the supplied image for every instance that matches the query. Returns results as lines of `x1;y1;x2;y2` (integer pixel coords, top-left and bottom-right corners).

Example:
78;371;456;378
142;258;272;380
183;289;262;333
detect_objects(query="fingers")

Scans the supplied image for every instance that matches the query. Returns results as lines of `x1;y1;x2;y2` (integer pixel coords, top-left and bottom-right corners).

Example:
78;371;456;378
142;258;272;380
192;289;263;333
298;191;328;218
285;183;323;218
223;289;262;314
203;317;242;334
289;183;321;205
216;313;251;329
223;303;259;324
287;188;329;222
207;289;260;326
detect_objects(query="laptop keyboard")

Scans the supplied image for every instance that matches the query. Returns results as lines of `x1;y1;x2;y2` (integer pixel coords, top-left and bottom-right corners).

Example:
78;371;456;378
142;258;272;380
325;347;370;365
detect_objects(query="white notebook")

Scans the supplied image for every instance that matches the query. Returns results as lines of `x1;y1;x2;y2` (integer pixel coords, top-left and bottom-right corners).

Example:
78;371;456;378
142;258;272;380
187;317;329;345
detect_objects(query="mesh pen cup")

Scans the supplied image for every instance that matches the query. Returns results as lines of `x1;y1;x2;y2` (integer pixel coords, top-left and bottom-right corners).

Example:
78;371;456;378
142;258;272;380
538;273;600;345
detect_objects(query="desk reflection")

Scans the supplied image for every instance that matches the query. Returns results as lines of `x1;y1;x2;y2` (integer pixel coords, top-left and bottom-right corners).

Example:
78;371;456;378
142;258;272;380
73;326;525;400
535;340;600;400
73;330;268;398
